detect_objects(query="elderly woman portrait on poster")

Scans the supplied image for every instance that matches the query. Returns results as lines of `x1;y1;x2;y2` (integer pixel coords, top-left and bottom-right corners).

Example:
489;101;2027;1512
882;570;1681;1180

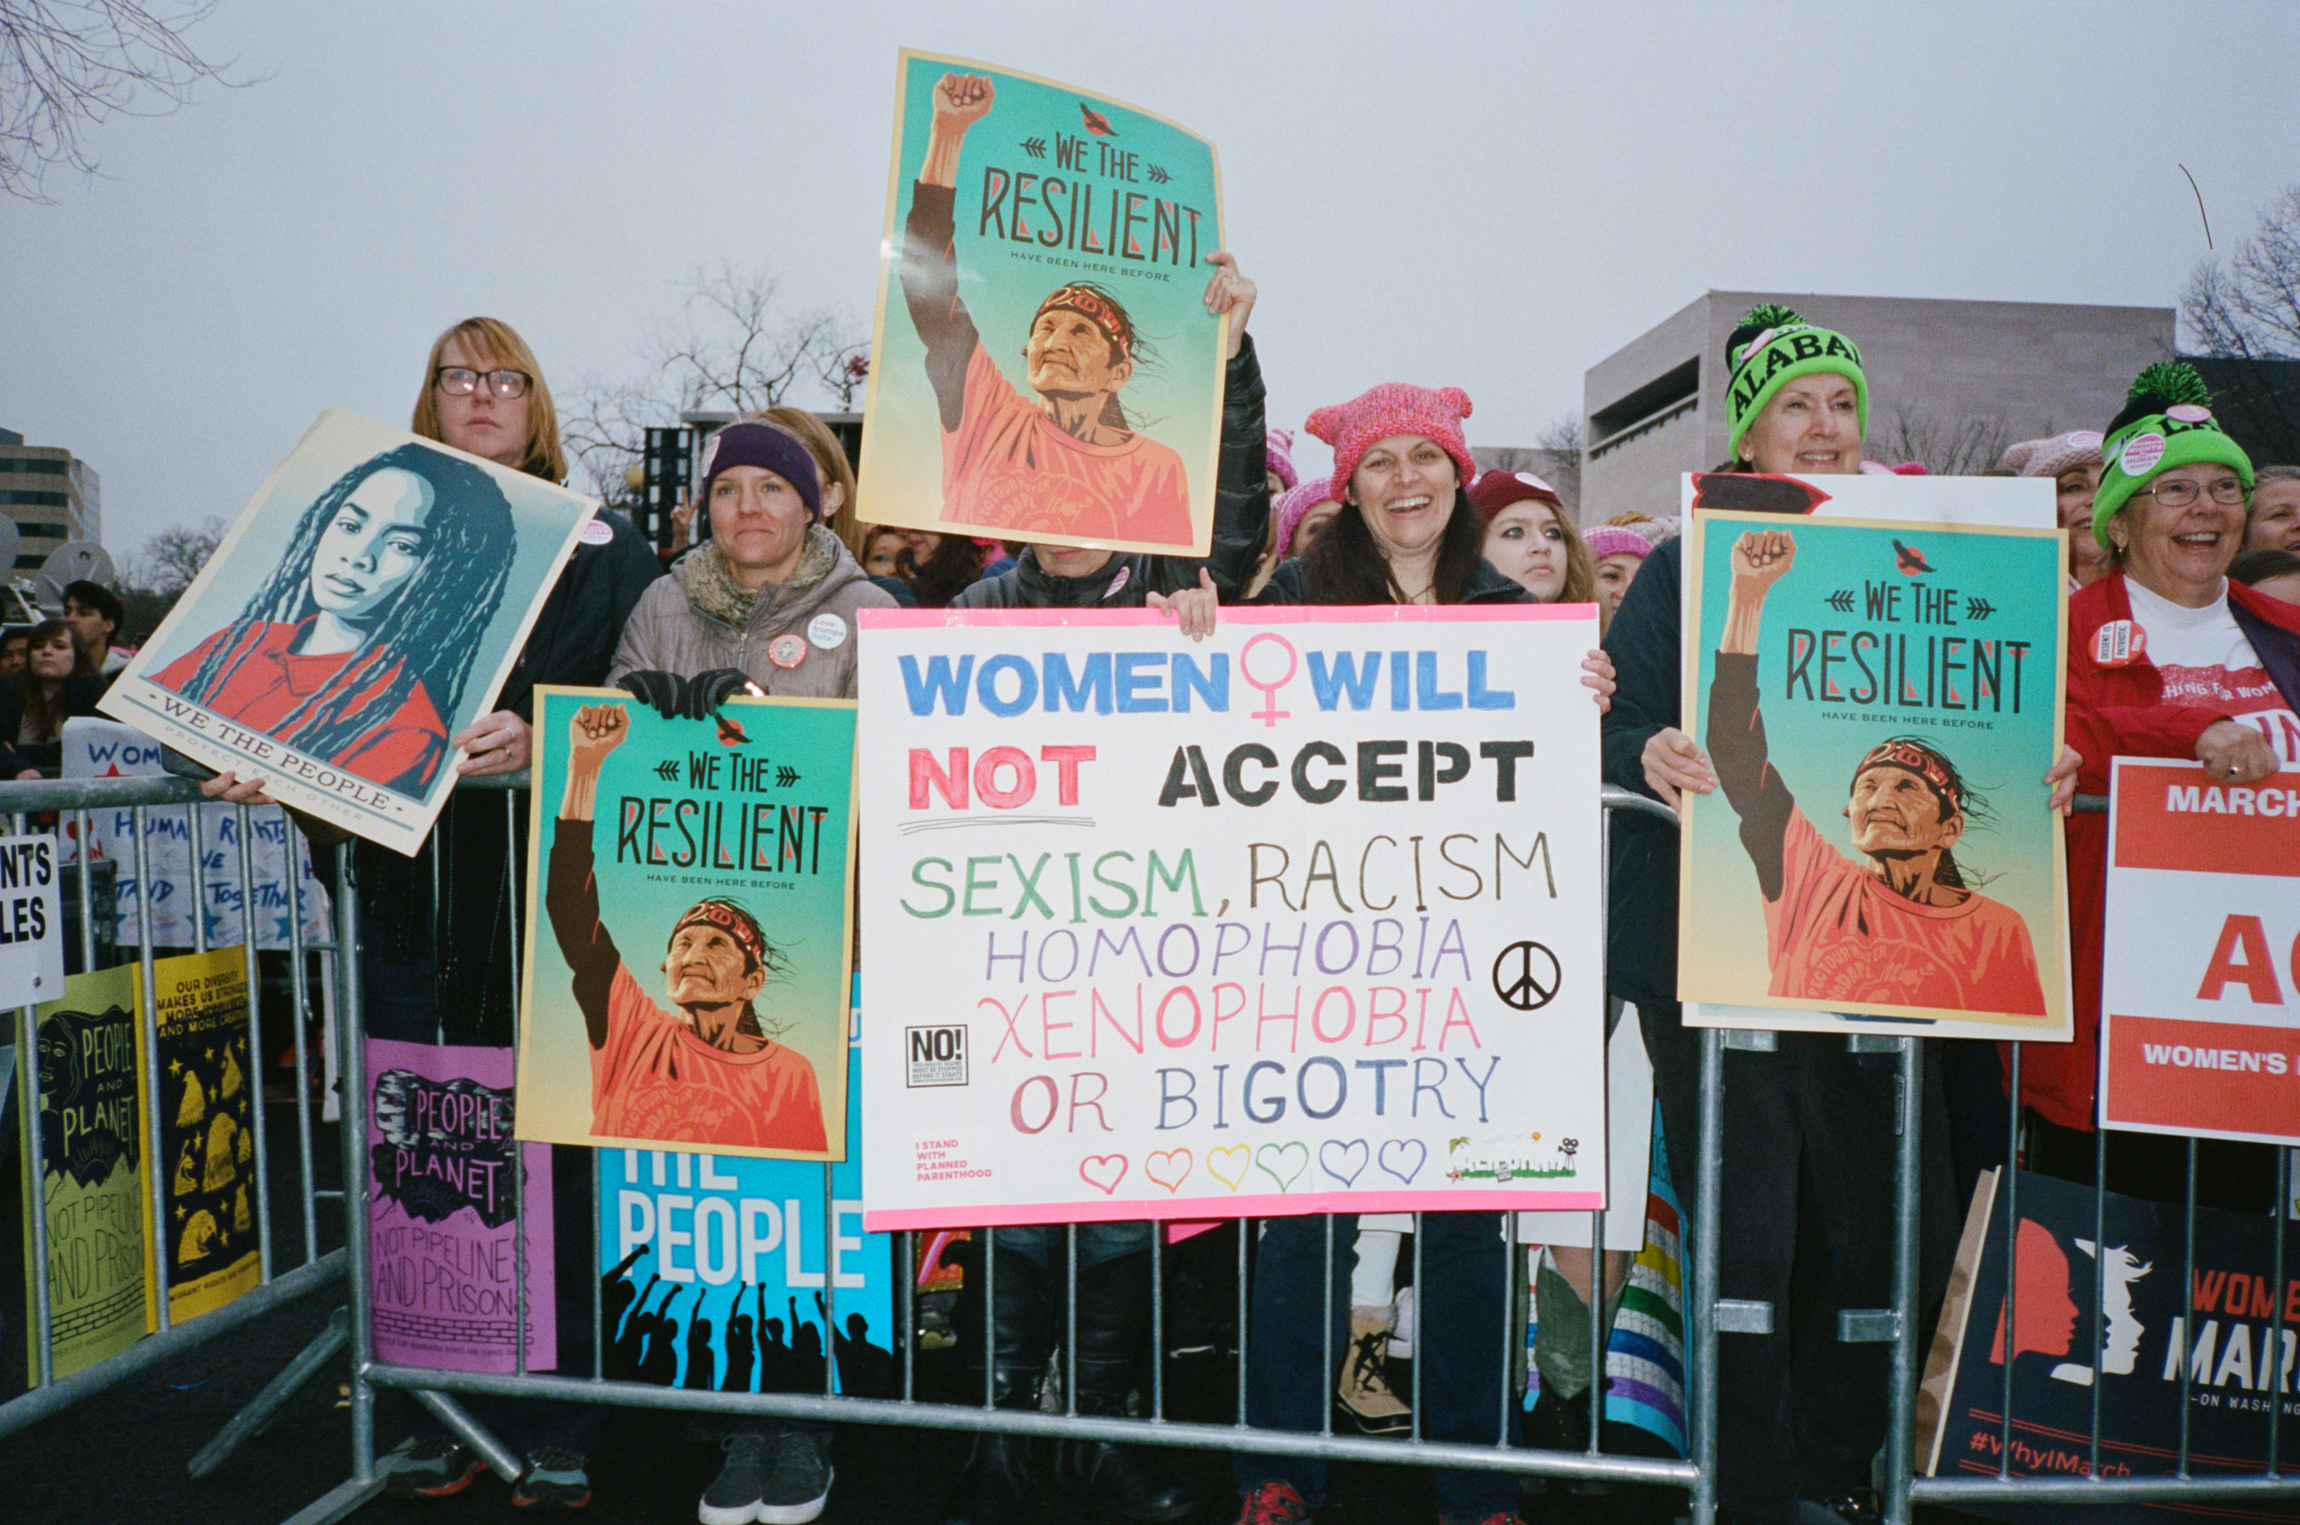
152;442;515;797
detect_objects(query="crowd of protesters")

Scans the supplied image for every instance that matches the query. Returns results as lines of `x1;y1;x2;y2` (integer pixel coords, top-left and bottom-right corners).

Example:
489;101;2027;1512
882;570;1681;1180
11;240;2292;1525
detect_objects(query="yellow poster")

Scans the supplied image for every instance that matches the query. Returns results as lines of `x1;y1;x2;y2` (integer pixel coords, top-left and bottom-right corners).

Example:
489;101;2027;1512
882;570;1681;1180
144;948;260;1322
21;964;154;1381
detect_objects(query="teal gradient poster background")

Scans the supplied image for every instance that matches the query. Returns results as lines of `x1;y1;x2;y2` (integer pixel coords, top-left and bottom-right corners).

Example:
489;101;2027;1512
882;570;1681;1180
859;49;1225;556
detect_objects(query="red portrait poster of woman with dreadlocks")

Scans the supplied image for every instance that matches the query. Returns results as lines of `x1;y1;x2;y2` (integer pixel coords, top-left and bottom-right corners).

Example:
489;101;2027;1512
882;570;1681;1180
104;411;597;854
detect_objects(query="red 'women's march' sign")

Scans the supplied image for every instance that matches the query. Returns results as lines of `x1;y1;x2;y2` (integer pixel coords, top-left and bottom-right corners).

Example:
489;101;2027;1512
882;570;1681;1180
2101;758;2300;1146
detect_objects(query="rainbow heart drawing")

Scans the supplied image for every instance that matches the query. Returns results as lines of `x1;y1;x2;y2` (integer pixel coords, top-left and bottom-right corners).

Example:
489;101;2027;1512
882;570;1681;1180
1255;1141;1309;1192
1318;1138;1369;1187
1207;1145;1250;1191
1145;1149;1193;1192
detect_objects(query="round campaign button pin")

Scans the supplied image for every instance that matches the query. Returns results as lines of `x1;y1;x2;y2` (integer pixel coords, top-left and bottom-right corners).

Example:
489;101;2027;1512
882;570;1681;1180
2165;403;2212;424
577;515;615;546
2093;619;2146;667
807;613;848;650
2118;432;2166;478
768;633;808;669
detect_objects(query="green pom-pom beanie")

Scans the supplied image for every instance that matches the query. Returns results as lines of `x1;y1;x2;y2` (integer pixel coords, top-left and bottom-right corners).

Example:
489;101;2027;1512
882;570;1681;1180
2091;361;2254;548
1723;304;1869;463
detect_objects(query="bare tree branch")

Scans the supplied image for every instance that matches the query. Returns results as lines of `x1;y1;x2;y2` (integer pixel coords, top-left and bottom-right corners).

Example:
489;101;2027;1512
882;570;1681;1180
2182;185;2300;463
117;510;223;638
1867;406;2010;477
563;263;869;499
1;0;251;200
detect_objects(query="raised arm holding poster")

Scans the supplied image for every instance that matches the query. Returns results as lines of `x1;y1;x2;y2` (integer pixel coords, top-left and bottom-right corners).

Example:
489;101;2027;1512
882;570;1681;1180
516;687;856;1162
856;605;1606;1231
1675;472;2073;1037
101;410;597;855
858;50;1225;558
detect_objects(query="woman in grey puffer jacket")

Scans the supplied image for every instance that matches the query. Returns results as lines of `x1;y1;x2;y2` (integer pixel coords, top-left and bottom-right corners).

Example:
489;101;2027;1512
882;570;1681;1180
608;420;895;700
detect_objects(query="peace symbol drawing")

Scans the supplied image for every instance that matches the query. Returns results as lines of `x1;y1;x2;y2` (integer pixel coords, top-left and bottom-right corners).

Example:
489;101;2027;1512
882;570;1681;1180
1491;940;1561;1011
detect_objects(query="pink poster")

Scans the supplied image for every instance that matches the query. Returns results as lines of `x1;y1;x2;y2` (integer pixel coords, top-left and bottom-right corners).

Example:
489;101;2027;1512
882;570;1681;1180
365;1039;555;1371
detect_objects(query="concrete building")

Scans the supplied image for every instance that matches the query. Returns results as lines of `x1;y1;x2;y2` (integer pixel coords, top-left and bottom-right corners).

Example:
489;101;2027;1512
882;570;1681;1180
1580;292;2174;522
0;426;101;573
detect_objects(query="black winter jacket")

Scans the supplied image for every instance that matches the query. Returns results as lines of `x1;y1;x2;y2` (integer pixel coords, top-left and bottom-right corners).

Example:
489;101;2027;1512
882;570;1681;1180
1597;533;1682;1010
356;508;662;1044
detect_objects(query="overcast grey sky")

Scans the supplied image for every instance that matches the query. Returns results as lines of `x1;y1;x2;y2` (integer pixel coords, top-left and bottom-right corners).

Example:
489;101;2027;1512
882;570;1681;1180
2;0;2293;561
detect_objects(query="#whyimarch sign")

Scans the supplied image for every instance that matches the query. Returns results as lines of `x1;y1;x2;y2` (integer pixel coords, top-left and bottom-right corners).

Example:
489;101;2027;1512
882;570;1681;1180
857;606;1605;1231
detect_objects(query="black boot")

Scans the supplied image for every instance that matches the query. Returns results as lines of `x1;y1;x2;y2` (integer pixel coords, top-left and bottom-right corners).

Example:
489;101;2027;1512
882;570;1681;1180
1055;1252;1191;1523
939;1247;1047;1525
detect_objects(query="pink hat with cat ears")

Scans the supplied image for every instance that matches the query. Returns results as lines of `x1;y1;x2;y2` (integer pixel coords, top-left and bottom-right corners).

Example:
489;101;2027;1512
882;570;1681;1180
1305;383;1476;504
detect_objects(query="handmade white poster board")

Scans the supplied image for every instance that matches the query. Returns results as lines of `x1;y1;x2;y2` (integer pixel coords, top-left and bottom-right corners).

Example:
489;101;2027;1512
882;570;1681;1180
857;605;1606;1230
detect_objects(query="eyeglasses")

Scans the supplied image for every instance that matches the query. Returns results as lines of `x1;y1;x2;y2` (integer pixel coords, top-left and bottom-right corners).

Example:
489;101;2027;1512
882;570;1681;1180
435;366;532;399
2136;477;2246;508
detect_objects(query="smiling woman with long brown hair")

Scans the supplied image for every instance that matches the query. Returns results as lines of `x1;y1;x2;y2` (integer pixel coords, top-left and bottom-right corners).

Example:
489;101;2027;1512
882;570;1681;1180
0;618;105;778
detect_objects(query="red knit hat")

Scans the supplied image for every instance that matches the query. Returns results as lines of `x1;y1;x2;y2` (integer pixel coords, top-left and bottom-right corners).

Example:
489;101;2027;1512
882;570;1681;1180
1466;469;1563;522
1305;383;1476;504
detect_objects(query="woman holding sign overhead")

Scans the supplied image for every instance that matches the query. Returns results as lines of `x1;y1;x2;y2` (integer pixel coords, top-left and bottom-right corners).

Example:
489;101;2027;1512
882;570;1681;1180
1228;382;1610;1525
928;252;1260;1525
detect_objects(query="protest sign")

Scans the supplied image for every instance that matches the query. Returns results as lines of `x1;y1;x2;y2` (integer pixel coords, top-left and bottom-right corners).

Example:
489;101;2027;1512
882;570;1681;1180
366;1039;554;1372
517;687;856;1162
1919;1169;2299;1516
20;964;152;1382
146;947;258;1322
61;718;330;949
856;605;1606;1231
598;980;896;1397
858;49;1226;557
102;411;597;855
1676;472;2070;1037
0;832;62;1007
2102;758;2300;1146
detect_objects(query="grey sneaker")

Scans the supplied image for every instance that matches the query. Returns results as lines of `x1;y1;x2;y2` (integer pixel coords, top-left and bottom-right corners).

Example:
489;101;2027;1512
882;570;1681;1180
513;1446;591;1510
756;1426;834;1525
698;1430;772;1525
380;1435;483;1499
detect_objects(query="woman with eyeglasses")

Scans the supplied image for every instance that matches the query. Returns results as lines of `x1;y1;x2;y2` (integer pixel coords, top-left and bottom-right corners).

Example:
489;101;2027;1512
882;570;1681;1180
203;317;660;1511
2024;361;2298;1214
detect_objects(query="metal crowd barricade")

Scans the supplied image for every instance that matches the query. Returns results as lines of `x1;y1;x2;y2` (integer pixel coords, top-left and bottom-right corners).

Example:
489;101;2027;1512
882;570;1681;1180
1889;793;2295;1521
306;781;1700;1522
0;772;350;1473
103;775;2278;1524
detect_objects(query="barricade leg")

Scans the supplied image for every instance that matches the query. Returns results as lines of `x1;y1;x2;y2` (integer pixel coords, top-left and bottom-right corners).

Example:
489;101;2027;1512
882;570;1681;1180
187;1304;351;1479
411;1388;521;1481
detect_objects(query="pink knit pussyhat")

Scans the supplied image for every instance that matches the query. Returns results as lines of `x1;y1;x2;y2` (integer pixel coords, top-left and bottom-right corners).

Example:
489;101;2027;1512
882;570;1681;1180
1273;477;1338;556
2001;430;2105;479
1266;427;1298;491
1305;383;1476;504
1583;525;1654;562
